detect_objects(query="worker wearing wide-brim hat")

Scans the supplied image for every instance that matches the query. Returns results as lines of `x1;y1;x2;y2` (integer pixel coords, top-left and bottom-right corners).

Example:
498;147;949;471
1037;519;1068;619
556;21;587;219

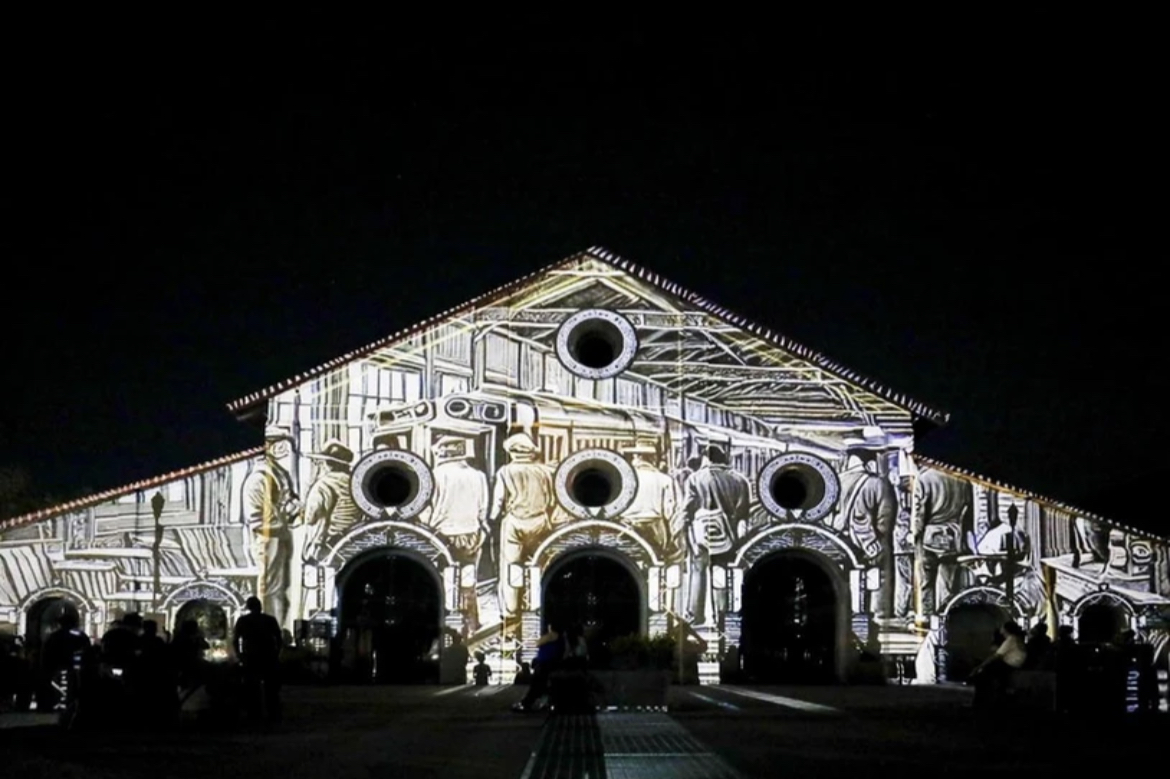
242;427;301;628
301;438;361;569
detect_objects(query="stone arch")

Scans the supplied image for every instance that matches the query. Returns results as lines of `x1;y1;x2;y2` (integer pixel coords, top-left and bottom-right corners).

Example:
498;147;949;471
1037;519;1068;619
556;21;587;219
17;586;95;614
942;586;1013;617
1070;590;1136;643
738;546;853;683
936;589;1014;682
529;519;661;571
331;545;447;684
734;523;862;571
1069;589;1136;619
161;580;245;611
18;586;96;638
539;546;648;639
323;520;456;570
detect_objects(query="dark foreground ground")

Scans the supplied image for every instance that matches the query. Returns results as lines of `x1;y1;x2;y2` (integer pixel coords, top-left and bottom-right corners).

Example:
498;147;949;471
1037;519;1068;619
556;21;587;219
1;683;1165;779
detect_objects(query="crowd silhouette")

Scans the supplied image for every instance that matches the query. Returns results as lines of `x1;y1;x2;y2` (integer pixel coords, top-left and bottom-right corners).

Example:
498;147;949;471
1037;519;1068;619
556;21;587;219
969;620;1162;714
0;597;287;731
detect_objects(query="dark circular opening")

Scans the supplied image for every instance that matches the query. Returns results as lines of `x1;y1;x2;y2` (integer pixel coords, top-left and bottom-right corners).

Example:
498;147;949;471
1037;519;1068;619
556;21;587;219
571;466;616;507
368;465;416;507
571;323;621;369
771;469;810;510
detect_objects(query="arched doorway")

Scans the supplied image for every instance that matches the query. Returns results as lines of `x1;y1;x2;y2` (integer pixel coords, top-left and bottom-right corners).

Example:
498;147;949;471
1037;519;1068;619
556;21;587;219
541;551;643;669
24;596;83;711
26;597;82;654
336;549;443;684
740;551;839;684
1078;601;1129;645
942;602;1008;681
175;599;231;657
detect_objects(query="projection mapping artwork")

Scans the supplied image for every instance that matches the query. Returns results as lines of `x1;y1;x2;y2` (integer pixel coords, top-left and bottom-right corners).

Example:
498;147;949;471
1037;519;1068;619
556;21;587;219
1;248;1168;691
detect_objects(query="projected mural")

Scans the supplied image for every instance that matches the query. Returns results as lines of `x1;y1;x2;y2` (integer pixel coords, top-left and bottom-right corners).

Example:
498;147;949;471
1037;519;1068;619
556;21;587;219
1;248;1168;693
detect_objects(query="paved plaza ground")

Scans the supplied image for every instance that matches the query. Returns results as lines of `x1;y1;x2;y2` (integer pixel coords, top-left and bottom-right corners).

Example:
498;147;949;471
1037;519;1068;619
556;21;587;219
1;682;1165;778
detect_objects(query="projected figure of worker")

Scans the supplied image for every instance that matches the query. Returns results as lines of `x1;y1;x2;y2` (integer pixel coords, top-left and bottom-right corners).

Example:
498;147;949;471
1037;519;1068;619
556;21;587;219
680;445;750;627
489;433;555;637
301;438;361;562
839;445;898;620
242;427;301;629
620;443;677;555
912;468;974;624
423;436;490;636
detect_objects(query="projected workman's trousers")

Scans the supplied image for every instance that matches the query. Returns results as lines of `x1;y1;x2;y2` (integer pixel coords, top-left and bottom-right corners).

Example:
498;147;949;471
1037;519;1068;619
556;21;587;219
498;513;549;619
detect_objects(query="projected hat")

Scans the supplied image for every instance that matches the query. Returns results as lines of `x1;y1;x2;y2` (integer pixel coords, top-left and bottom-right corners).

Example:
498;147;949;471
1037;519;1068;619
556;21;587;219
621;443;658;456
264;426;294;443
502;433;538;454
432;436;473;461
308;438;355;466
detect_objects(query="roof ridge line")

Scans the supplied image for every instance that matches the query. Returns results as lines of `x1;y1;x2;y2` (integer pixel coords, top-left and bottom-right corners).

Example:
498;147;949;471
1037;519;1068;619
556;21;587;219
0;447;265;532
912;453;1169;543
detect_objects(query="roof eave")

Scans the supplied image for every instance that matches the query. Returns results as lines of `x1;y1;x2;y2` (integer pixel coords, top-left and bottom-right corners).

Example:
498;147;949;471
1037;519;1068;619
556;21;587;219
0;447;265;532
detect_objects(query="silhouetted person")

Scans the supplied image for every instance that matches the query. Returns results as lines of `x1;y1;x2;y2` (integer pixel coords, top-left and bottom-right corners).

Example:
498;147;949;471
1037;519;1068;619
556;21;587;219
1023;622;1052;670
100;613;143;671
970;621;1026;708
98;613;144;724
233;596;283;722
42;611;90;713
473;651;492;686
138;620;175;725
513;623;563;712
513;661;533;685
172;619;210;691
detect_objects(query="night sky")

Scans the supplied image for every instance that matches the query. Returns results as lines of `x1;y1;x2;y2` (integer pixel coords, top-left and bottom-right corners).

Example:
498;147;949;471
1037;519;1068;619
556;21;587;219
3;30;1163;529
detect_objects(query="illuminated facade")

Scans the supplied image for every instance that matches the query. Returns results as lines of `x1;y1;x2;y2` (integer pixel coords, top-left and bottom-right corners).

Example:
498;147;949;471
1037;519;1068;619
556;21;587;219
2;247;1168;688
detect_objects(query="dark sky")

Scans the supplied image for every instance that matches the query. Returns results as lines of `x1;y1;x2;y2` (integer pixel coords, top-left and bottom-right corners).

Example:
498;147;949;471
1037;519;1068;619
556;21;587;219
2;29;1163;527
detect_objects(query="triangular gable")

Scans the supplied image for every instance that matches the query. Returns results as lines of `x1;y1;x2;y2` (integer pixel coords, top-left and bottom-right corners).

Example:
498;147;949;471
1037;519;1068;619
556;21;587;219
225;247;949;432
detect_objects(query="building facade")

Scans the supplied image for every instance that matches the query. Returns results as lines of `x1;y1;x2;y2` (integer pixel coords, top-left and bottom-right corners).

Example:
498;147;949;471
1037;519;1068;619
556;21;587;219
2;248;1168;689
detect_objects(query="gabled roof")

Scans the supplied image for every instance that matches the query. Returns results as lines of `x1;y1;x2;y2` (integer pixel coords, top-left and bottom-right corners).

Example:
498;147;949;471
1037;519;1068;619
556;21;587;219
912;454;1169;544
225;247;950;427
0;448;263;533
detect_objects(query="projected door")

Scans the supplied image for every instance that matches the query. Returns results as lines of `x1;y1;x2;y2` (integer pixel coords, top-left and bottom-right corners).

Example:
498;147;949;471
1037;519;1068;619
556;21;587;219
741;553;838;683
337;551;443;684
542;552;642;666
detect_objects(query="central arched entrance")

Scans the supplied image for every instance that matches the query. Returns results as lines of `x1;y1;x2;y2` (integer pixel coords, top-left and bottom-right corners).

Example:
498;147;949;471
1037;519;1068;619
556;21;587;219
1077;600;1129;645
740;551;840;683
942;601;1009;681
541;550;643;668
174;599;231;657
335;549;443;684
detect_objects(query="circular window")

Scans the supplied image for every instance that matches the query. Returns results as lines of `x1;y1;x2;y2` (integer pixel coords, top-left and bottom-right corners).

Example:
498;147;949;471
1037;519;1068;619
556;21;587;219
554;309;639;380
554;449;638;520
351;449;434;520
757;453;840;522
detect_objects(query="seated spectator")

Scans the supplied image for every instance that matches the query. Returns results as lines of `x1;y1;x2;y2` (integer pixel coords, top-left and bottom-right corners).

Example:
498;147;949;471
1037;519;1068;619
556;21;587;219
970;621;1027;707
